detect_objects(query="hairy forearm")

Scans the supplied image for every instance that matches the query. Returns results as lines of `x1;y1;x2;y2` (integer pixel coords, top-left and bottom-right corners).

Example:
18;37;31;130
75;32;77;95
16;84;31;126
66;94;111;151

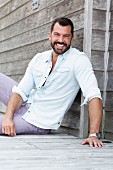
5;93;23;119
89;98;102;134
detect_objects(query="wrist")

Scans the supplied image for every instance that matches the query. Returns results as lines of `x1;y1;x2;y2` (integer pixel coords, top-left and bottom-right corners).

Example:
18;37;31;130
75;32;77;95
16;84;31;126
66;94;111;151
4;112;14;119
89;133;101;139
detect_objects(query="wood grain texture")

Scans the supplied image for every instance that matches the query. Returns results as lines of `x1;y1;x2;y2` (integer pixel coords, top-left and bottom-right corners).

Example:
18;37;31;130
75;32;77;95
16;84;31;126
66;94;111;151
105;92;113;111
92;9;106;31
91;50;104;71
0;0;11;8
0;0;29;19
109;31;113;50
91;30;105;51
107;71;113;91
110;0;113;11
93;0;107;10
0;135;112;169
104;111;113;132
110;11;113;30
94;71;104;91
108;51;113;70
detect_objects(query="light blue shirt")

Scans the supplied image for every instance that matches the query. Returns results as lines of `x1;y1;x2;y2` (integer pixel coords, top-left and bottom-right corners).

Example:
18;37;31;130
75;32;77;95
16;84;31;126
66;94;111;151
12;47;102;130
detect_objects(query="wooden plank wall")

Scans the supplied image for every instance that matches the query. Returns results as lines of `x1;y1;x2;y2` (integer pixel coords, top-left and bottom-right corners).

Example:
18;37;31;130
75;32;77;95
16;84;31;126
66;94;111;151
91;0;107;92
104;0;113;140
0;0;85;136
1;0;113;139
80;0;107;138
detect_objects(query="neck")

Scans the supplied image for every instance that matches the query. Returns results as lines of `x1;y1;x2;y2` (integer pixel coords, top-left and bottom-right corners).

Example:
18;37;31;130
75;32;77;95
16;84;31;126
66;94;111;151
51;52;58;71
52;51;58;59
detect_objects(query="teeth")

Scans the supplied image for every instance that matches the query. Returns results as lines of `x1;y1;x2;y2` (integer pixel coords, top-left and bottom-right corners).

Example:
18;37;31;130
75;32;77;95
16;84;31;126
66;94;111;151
57;44;64;46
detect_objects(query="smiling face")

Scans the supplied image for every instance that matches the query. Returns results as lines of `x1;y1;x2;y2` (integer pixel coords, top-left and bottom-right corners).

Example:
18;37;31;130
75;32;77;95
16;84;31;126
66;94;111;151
49;22;73;56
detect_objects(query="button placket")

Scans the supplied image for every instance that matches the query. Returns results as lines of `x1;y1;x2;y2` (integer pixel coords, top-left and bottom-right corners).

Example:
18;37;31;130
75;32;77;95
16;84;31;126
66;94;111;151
39;61;52;88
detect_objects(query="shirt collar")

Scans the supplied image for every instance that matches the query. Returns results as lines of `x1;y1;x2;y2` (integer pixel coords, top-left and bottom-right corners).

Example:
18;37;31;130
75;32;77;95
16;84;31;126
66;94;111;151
53;46;72;61
44;50;53;63
59;46;72;60
44;47;72;63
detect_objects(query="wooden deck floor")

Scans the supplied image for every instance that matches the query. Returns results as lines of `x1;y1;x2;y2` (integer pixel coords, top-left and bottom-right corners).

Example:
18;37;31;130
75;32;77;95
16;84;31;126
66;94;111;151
0;133;113;170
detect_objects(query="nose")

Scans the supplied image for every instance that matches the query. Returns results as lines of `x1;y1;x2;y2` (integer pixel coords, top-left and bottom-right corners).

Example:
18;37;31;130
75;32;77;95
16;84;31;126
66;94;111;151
58;35;64;42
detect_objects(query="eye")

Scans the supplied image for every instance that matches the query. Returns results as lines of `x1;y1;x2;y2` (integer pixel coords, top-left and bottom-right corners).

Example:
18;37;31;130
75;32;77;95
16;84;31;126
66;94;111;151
53;32;60;36
64;34;71;38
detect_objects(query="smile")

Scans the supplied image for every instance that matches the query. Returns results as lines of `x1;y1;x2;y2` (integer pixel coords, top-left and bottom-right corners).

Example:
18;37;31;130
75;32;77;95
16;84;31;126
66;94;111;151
55;42;67;47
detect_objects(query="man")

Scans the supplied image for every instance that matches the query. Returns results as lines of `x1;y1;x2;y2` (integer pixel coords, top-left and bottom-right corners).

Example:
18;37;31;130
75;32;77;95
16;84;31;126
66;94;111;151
0;17;103;147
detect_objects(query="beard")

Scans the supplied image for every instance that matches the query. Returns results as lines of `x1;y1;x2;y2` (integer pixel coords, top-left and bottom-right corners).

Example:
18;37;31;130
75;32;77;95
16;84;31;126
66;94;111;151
51;42;71;55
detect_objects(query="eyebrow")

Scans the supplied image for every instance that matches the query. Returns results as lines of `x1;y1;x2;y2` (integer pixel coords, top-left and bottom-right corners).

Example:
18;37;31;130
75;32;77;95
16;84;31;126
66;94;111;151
53;32;71;36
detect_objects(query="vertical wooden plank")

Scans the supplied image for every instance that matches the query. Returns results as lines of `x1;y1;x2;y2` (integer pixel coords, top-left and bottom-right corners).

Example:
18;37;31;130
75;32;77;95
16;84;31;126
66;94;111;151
102;0;111;138
79;0;93;138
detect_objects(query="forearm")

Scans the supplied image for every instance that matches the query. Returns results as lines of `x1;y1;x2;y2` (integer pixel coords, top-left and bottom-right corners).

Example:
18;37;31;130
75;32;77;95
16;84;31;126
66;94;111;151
5;93;23;119
89;98;102;134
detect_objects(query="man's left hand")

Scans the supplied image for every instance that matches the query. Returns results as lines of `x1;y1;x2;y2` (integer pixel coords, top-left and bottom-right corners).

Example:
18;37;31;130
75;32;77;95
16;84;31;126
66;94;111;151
82;136;104;148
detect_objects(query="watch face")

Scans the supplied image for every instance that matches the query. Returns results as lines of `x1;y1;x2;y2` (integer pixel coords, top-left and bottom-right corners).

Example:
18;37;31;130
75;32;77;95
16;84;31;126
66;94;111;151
96;133;101;139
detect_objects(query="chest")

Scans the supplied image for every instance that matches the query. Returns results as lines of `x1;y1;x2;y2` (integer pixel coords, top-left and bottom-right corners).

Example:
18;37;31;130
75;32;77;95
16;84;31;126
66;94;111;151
31;59;74;89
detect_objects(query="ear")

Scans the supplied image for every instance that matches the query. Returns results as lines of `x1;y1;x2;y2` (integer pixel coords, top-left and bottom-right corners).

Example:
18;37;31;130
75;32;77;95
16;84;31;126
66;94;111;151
48;32;52;40
72;35;74;41
71;36;74;43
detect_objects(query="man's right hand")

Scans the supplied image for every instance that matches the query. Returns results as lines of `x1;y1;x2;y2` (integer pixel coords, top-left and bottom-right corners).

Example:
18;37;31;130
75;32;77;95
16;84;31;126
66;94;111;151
1;93;22;137
2;117;16;136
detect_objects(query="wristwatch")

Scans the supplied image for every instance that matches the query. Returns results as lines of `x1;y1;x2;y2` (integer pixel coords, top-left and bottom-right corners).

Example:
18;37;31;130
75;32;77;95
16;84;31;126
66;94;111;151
89;133;101;139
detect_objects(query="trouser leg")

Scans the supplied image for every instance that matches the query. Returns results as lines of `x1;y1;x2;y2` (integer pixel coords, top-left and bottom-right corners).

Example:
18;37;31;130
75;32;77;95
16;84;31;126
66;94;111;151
0;73;50;135
0;73;18;106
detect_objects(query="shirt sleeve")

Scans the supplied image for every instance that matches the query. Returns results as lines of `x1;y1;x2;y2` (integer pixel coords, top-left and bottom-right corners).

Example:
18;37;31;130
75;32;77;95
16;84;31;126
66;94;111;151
12;56;37;104
74;53;102;105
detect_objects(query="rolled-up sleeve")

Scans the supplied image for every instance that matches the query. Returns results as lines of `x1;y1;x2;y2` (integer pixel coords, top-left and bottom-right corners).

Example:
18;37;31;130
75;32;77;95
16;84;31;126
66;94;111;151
74;53;102;105
12;85;28;103
12;57;36;104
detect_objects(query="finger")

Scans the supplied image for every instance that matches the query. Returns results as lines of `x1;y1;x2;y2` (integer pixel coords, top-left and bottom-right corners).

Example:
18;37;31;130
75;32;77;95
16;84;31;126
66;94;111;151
100;141;104;147
96;141;104;148
6;126;11;136
2;127;8;135
14;126;16;136
2;126;5;134
4;127;8;134
10;127;14;136
89;141;93;147
91;139;104;148
82;139;88;145
10;125;16;136
97;143;102;148
14;131;16;136
93;141;98;148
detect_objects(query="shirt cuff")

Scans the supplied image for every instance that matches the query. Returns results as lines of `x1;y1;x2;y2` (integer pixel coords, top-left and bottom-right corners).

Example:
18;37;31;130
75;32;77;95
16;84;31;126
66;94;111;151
81;95;102;106
12;85;28;104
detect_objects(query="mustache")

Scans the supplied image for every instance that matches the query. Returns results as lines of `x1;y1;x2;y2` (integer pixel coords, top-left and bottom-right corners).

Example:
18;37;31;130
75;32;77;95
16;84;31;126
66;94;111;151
54;42;68;47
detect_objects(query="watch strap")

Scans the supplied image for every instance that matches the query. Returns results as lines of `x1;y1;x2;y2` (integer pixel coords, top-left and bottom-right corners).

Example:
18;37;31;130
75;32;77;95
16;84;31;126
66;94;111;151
89;133;100;139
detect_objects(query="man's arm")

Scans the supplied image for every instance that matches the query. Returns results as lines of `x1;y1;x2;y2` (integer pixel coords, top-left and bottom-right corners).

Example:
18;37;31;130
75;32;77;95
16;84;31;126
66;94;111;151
82;98;104;147
2;93;23;136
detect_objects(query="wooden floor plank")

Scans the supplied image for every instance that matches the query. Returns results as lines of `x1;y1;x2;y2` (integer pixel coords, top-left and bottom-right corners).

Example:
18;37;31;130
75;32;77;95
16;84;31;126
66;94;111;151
0;135;113;170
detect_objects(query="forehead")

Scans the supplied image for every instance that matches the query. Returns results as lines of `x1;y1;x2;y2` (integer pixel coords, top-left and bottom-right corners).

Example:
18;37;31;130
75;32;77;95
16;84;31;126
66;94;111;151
52;23;72;35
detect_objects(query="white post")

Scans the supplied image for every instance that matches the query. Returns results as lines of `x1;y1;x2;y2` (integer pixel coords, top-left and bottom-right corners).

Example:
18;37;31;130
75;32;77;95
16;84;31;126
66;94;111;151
79;0;93;138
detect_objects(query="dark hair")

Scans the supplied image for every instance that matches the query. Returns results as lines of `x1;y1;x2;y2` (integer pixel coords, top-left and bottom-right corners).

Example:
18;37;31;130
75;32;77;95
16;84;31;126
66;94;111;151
51;17;74;37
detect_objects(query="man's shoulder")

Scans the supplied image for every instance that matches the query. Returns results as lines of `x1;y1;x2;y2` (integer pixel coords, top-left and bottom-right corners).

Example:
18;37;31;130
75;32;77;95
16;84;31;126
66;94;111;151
29;50;52;66
68;47;88;61
34;49;52;59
